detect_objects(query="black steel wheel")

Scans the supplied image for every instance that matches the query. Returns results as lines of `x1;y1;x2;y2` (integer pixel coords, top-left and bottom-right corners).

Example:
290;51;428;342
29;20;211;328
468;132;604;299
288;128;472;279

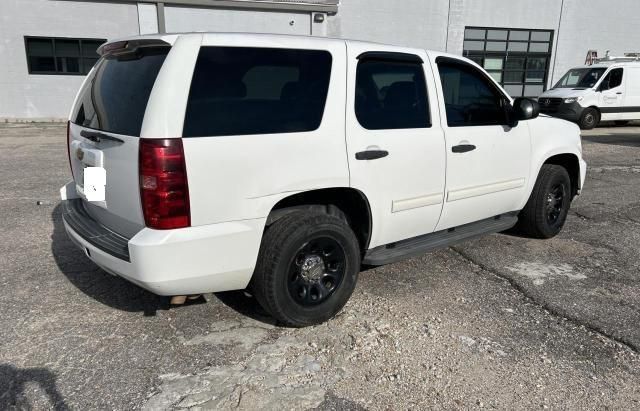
288;237;346;306
516;164;572;239
545;183;567;226
251;210;360;327
579;108;599;130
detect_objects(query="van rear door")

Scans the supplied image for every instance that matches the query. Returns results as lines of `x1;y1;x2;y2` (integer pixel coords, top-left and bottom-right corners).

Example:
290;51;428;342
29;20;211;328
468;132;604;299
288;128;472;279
68;42;170;237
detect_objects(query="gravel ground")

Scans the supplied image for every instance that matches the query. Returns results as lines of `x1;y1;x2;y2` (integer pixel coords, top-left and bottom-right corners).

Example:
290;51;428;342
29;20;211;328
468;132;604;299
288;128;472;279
0;122;639;409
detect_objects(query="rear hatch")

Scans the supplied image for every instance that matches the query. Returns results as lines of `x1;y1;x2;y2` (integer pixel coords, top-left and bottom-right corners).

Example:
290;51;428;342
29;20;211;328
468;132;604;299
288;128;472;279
68;41;171;238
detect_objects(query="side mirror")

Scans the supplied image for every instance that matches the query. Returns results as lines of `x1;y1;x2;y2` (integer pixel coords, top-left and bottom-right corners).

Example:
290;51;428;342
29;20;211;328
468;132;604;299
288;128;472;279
512;98;540;122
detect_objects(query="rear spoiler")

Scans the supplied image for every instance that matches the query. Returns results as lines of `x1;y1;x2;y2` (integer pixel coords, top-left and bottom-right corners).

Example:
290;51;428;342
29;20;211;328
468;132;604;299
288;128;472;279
97;39;171;57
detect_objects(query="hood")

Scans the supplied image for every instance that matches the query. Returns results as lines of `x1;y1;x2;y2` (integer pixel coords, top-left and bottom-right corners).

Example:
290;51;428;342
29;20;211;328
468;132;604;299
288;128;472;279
539;87;590;99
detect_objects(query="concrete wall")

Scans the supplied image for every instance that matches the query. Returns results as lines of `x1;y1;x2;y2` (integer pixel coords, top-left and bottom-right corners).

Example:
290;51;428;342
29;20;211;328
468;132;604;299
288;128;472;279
0;0;139;120
552;0;640;84
447;0;562;55
164;6;310;35
327;0;450;51
3;0;640;119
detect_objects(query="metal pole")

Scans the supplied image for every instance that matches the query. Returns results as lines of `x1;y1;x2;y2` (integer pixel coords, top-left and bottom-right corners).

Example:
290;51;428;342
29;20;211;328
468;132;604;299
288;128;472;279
157;2;166;34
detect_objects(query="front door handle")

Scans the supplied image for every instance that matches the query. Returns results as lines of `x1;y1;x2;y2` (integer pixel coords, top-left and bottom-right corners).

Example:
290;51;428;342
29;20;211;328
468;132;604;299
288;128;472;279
452;144;476;153
355;150;389;160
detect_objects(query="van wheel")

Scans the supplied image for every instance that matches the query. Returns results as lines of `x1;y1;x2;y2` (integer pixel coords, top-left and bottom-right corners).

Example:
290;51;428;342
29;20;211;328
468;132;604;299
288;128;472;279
579;108;599;130
516;164;572;239
251;211;361;327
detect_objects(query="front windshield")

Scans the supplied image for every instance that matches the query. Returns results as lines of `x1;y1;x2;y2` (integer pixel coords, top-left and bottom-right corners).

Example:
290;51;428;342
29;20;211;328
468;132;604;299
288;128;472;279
554;68;607;89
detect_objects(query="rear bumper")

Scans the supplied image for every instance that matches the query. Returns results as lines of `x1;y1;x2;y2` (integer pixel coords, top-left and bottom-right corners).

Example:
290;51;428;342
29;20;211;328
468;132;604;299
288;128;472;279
61;198;265;296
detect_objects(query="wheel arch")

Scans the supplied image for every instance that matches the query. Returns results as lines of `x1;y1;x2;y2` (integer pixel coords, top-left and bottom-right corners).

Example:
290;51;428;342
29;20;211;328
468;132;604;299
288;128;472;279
266;187;373;252
586;105;601;118
542;153;582;198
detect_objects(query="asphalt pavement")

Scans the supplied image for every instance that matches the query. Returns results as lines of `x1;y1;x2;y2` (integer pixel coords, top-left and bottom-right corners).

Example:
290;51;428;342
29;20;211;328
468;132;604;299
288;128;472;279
0;122;639;409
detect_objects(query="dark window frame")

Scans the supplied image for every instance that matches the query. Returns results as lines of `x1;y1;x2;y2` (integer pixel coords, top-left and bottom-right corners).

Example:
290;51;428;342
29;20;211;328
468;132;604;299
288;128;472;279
463;27;554;98
182;46;334;138
436;56;511;128
355;54;432;131
24;36;105;76
599;68;624;91
71;46;171;136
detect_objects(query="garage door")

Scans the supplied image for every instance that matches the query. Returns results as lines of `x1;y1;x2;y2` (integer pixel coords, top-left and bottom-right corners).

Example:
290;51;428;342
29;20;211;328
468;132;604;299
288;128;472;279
165;6;311;35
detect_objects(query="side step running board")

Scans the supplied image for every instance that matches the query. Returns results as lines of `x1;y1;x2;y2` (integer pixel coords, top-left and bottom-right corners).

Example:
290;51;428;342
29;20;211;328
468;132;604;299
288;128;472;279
363;213;519;266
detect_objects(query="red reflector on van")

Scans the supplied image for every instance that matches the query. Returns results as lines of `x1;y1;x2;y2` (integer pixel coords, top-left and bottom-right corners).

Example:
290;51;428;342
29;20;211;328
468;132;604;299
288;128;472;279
139;139;190;230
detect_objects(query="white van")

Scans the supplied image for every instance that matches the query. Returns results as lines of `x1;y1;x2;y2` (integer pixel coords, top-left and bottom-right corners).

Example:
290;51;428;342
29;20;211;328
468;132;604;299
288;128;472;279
538;60;640;129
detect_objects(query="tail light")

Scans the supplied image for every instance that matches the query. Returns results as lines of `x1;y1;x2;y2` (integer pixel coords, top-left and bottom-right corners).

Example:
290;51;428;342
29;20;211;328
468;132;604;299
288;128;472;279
66;121;72;173
139;138;190;230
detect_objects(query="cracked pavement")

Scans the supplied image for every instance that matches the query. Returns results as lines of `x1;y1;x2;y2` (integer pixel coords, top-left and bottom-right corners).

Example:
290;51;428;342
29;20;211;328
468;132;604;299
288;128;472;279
1;122;639;409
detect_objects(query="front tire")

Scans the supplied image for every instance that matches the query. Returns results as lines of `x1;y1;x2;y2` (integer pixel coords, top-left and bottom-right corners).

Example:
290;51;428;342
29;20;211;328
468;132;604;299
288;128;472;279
579;108;599;130
251;211;361;327
516;164;572;239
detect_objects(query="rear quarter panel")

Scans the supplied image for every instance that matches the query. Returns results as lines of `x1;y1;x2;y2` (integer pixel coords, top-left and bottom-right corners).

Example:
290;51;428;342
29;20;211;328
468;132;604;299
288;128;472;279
180;36;349;226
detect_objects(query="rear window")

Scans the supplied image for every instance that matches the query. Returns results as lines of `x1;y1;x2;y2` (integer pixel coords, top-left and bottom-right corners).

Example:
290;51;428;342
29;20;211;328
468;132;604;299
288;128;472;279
71;46;169;136
183;47;332;138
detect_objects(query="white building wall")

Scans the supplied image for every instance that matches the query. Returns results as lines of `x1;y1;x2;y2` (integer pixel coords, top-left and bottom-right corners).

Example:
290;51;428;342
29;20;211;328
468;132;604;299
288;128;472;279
138;3;159;35
164;6;311;35
3;0;640;119
0;0;139;120
447;0;562;55
327;0;450;51
553;0;640;84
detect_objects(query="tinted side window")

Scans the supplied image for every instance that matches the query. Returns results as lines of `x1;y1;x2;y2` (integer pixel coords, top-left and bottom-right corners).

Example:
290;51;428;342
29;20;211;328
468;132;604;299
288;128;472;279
603;68;623;90
183;47;332;138
355;59;430;130
438;61;507;127
72;47;170;136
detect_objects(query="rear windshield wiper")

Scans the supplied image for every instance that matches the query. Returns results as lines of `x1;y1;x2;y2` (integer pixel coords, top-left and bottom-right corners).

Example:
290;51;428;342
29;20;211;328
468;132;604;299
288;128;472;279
80;130;124;144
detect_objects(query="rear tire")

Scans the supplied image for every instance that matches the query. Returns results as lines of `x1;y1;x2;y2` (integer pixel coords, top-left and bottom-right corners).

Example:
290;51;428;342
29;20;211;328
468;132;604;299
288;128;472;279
516;164;572;239
579;108;599;130
251;211;361;327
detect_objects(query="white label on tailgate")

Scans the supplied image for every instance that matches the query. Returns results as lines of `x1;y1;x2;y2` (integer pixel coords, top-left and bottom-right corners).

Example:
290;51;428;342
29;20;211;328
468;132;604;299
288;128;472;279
83;167;106;202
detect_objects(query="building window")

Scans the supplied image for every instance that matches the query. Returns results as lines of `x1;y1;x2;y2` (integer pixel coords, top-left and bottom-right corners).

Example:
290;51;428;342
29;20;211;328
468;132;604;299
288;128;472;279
463;27;554;98
25;37;105;75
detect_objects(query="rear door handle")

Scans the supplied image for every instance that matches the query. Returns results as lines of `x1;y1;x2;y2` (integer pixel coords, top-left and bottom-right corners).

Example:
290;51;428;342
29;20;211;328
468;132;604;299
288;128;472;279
616;92;623;95
452;144;476;153
355;150;389;160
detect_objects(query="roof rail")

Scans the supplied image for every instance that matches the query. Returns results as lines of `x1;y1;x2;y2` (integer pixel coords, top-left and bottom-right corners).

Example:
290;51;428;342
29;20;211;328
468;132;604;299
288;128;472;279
590;50;640;65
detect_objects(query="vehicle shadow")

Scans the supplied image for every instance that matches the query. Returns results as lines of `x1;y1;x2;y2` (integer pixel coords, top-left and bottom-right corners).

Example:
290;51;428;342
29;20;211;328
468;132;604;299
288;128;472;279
581;133;640;148
213;290;277;325
50;203;170;316
0;364;69;410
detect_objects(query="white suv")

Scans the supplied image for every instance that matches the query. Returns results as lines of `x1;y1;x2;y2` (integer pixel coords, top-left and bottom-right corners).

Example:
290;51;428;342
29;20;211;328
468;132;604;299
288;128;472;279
61;33;587;326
